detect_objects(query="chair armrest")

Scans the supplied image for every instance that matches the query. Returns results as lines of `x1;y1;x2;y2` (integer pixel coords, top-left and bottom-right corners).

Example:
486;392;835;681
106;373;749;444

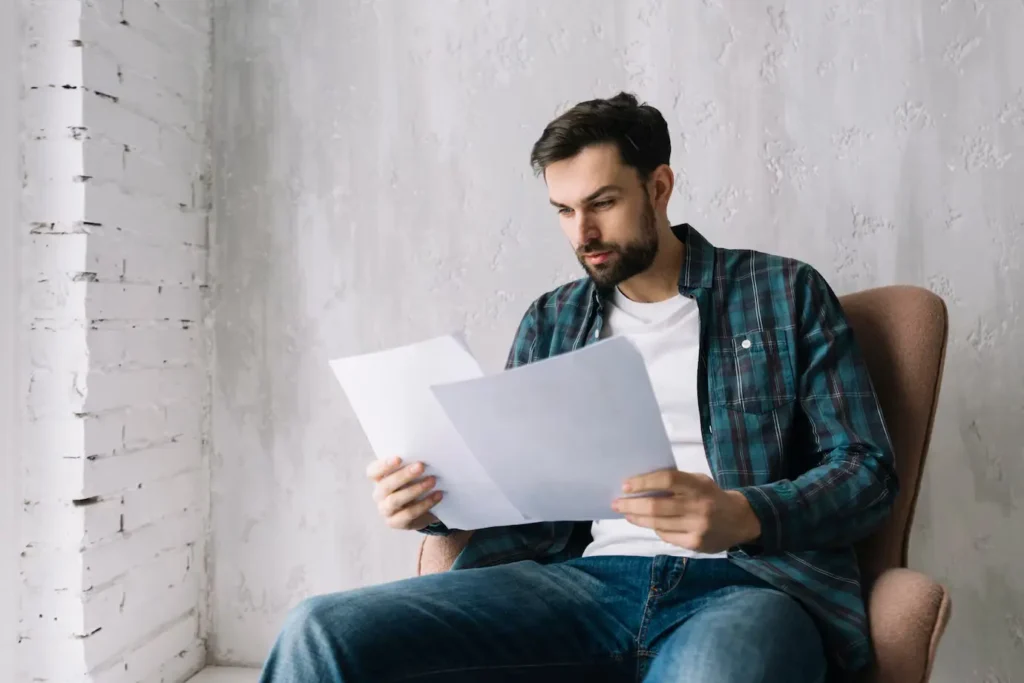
416;531;473;575
860;568;951;683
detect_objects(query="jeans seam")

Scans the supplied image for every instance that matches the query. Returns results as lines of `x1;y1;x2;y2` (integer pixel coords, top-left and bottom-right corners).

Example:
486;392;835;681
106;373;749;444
661;557;690;595
634;560;660;683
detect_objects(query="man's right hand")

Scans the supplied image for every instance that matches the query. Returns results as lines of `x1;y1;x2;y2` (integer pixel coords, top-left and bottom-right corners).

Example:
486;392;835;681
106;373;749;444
366;456;444;531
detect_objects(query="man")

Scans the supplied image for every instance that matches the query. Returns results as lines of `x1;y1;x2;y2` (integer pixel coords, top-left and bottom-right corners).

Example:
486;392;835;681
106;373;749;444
260;92;897;682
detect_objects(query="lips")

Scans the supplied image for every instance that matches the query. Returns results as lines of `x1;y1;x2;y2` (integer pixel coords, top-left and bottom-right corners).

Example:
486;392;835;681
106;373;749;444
584;251;612;264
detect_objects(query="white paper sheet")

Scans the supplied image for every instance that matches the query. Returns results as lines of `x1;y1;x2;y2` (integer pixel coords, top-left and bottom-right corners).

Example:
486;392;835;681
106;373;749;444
430;336;676;523
330;335;526;530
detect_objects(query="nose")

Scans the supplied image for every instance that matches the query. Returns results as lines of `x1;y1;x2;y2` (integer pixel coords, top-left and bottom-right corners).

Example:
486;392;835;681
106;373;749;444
575;213;601;248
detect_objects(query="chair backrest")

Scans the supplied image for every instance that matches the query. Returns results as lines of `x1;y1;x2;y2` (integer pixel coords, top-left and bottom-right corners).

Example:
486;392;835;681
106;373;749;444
839;286;949;580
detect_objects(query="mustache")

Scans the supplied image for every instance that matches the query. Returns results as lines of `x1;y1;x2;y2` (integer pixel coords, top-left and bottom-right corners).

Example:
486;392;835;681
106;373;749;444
578;241;619;255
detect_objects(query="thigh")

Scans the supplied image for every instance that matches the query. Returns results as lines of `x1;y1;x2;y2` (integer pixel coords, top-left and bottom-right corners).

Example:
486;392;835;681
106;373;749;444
265;560;637;683
643;587;827;683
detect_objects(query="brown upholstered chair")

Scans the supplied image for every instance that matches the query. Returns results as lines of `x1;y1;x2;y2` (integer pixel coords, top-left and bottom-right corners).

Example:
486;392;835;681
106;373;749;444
417;285;952;683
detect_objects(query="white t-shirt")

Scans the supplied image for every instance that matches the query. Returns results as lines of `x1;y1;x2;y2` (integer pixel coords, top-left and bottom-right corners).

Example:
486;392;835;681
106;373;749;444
582;288;727;559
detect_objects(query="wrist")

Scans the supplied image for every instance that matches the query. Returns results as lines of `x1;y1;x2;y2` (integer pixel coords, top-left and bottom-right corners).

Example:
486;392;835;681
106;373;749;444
724;490;761;545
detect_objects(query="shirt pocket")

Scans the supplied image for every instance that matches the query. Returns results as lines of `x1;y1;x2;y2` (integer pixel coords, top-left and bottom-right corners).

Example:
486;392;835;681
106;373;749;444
709;330;797;414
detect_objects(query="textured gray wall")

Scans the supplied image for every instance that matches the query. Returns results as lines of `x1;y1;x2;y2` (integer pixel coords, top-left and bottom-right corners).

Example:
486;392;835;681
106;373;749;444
209;1;1024;678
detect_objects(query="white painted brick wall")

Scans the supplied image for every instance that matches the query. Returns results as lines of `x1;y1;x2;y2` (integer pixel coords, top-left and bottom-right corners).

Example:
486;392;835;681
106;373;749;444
1;2;22;675
20;0;211;681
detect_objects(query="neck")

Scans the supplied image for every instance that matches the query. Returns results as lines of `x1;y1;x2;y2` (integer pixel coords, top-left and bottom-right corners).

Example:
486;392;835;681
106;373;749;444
616;220;685;303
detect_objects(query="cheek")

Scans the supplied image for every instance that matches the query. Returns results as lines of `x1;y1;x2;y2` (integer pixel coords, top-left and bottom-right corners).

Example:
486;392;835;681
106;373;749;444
597;213;628;243
559;218;578;247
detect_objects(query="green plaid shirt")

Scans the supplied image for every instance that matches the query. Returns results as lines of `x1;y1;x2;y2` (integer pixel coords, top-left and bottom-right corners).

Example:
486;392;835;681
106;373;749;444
425;223;898;674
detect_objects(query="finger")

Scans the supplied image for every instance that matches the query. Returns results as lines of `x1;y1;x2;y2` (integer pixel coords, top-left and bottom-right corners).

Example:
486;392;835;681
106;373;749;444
366;456;403;481
654;529;702;552
622;513;690;532
380;476;436;516
613;495;682;517
622;468;679;494
388;491;444;529
407;511;440;531
375;461;426;498
624;469;712;495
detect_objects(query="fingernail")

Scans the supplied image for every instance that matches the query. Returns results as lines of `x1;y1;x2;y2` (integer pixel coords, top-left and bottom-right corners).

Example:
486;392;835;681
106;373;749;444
622;482;632;492
391;456;401;465
414;462;425;473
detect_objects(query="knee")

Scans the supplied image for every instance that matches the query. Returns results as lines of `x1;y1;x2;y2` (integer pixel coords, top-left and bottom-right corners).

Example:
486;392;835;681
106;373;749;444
282;595;327;629
655;589;826;683
290;593;362;634
278;594;352;648
261;595;352;682
744;589;820;633
727;591;825;678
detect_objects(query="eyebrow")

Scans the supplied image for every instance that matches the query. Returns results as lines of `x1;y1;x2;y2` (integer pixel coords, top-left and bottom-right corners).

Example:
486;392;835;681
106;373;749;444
549;184;623;209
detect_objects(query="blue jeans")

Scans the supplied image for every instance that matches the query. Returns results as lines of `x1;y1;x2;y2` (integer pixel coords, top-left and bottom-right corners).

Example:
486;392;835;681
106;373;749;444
260;556;827;682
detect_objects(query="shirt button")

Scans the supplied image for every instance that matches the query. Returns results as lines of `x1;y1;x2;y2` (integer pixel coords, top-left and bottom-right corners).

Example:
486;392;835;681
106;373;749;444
741;339;752;349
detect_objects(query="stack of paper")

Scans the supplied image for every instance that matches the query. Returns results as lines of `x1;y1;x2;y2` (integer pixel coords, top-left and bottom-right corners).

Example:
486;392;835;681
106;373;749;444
330;334;675;530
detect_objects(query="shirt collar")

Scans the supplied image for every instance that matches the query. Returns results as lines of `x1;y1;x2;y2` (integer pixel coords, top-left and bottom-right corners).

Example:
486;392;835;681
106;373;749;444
674;222;715;292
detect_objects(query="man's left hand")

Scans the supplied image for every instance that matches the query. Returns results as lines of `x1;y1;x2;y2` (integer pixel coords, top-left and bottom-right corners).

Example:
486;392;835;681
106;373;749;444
613;469;762;554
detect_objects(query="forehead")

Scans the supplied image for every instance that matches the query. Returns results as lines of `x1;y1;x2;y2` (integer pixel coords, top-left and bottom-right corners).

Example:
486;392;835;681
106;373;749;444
545;143;634;205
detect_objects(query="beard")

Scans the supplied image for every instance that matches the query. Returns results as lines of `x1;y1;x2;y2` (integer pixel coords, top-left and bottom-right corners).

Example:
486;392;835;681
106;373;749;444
576;198;659;289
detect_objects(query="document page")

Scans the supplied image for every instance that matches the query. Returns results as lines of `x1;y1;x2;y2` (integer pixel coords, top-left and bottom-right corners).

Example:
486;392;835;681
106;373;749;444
330;336;526;530
430;336;676;523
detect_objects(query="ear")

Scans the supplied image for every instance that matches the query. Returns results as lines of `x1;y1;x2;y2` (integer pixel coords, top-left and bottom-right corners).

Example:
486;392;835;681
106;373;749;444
649;164;675;211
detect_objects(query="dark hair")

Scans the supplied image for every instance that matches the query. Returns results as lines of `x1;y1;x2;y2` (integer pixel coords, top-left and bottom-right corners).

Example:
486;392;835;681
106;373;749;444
529;92;671;180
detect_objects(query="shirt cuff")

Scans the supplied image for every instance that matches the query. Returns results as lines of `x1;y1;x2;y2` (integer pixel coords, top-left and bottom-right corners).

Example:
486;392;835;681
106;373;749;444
732;485;785;554
418;521;454;537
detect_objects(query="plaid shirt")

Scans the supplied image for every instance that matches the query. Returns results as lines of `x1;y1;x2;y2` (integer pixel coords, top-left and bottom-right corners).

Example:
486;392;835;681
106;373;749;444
424;223;898;674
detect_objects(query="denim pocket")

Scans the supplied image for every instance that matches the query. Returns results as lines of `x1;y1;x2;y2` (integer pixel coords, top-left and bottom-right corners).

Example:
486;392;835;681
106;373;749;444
709;330;796;414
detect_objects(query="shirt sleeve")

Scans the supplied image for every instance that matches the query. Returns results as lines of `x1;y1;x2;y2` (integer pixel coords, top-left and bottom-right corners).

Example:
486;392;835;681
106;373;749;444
504;299;541;370
734;265;900;553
